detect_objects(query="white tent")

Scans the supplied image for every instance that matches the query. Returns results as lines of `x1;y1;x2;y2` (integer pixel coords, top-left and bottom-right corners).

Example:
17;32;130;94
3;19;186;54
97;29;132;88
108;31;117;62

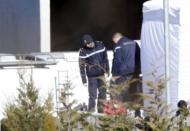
141;0;190;108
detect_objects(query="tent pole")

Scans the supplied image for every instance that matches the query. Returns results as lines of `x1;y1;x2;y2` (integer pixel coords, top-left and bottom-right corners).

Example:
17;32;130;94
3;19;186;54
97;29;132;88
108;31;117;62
164;0;170;104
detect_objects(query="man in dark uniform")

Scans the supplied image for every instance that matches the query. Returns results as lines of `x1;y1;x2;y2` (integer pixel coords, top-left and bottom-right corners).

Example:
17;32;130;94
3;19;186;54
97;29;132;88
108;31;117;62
79;34;109;113
111;32;143;117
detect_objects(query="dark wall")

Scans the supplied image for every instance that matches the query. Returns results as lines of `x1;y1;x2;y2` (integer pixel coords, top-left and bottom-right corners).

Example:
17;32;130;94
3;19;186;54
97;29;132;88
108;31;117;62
51;0;146;51
0;0;40;53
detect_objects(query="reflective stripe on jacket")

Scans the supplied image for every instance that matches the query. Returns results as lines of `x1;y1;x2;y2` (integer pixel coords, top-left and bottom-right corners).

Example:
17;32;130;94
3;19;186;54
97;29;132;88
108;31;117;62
79;41;109;84
112;37;136;76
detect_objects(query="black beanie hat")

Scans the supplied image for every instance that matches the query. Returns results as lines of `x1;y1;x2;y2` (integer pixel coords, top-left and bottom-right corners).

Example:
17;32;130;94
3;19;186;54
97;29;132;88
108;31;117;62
81;34;94;46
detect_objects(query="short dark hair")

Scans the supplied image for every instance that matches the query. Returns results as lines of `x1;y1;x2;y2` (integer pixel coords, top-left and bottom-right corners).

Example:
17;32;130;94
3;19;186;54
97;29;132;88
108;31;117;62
177;100;187;108
81;34;94;46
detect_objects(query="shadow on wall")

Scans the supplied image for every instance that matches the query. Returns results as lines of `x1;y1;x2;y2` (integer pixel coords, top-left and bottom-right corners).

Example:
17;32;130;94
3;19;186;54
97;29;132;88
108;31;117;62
51;0;146;51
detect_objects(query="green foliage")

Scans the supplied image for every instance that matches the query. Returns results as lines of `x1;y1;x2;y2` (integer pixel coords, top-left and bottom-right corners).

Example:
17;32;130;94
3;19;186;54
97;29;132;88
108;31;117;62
99;75;190;131
42;95;57;131
173;106;190;131
3;69;190;131
3;69;57;131
96;77;138;131
98;114;135;131
57;77;93;131
138;77;190;131
141;79;174;131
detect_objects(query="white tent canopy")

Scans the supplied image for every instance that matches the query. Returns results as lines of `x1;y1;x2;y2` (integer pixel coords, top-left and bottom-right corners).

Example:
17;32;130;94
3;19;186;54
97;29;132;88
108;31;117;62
141;0;190;108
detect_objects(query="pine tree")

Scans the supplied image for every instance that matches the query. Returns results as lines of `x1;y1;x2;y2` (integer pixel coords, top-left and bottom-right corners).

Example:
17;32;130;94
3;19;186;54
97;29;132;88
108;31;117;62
57;76;94;131
3;69;57;131
98;78;136;131
137;77;190;131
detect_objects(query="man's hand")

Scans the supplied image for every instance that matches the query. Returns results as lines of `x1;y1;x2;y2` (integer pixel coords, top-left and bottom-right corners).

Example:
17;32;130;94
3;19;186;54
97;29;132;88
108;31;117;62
83;83;88;87
111;76;120;82
105;73;111;86
104;73;109;79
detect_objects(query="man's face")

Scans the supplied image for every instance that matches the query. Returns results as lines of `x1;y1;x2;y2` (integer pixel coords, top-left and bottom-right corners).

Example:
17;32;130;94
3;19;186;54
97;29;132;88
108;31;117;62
86;42;95;48
112;37;118;44
112;36;120;44
112;33;122;44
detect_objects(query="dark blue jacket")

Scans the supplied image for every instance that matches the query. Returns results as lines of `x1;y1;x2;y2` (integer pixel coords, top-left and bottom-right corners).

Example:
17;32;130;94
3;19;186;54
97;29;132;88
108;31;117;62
111;37;136;76
79;41;109;84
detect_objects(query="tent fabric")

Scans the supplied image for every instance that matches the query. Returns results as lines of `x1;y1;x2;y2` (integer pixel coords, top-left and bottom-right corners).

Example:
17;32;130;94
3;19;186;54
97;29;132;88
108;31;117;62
140;0;188;108
178;1;190;102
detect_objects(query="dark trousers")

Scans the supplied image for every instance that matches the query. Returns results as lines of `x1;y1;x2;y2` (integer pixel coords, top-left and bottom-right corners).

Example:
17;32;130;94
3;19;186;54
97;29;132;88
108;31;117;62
113;74;143;105
88;76;106;113
113;74;143;117
114;74;133;102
